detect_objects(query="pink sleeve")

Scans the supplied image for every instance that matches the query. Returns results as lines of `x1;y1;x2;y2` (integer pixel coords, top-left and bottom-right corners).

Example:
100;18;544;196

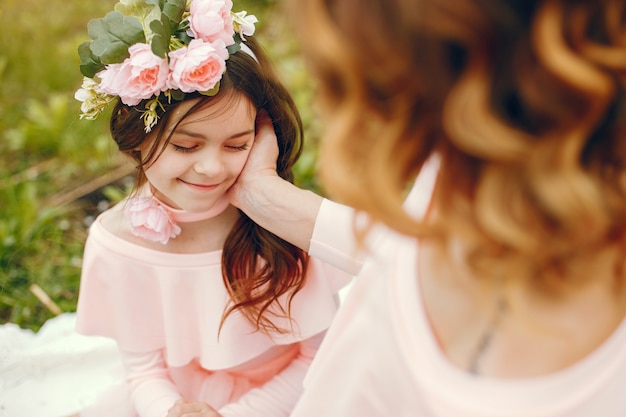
119;349;182;417
217;332;325;417
309;156;439;277
308;199;366;276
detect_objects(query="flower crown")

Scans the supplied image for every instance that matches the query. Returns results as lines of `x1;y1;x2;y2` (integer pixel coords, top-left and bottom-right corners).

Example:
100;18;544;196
75;0;257;132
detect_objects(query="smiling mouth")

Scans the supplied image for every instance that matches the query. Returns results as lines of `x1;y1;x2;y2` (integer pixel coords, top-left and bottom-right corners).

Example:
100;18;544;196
178;179;220;190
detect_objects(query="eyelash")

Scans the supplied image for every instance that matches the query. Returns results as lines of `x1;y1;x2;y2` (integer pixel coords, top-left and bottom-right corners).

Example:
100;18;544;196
226;144;250;152
172;144;197;153
172;144;250;153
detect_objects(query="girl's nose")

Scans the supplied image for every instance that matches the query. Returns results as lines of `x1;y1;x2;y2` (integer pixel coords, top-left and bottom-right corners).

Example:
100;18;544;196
193;150;224;177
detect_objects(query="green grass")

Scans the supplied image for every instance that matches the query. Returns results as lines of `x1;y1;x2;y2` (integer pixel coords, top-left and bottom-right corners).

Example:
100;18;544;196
0;0;319;331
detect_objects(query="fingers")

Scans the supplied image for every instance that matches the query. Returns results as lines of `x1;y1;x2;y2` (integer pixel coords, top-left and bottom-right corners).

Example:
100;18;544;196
253;111;279;156
227;110;281;207
167;400;221;417
245;111;280;172
255;109;272;131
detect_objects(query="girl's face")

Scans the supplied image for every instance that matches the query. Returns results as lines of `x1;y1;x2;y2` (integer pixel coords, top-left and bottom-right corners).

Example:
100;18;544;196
142;93;256;212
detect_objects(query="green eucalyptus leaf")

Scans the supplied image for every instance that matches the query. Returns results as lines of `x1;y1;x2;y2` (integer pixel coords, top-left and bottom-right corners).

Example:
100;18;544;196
199;83;220;97
149;0;186;59
170;89;185;101
114;0;152;15
226;42;241;56
78;42;105;78
146;0;165;8
174;29;192;45
115;0;161;28
87;11;146;64
149;15;171;58
162;0;186;26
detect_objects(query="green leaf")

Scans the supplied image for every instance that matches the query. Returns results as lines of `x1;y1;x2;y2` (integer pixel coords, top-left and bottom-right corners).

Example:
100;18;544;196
87;11;146;64
226;33;244;55
115;0;158;17
78;42;105;78
146;0;165;8
199;82;220;97
170;89;185;101
149;15;171;58
174;29;192;45
149;0;187;58
161;0;186;25
114;0;161;34
226;42;241;56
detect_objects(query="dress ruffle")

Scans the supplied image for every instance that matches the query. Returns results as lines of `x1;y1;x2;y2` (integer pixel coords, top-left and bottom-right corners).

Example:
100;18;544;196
76;211;353;370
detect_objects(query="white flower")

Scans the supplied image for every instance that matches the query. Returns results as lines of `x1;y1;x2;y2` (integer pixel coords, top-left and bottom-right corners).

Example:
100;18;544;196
141;97;164;133
74;77;115;120
232;10;258;40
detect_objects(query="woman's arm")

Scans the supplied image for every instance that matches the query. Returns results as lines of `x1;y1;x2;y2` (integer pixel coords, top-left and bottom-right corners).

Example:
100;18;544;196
230;113;367;275
228;113;323;252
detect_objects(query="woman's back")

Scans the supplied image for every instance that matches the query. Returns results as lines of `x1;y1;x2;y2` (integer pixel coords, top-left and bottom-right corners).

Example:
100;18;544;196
291;158;626;416
284;0;626;414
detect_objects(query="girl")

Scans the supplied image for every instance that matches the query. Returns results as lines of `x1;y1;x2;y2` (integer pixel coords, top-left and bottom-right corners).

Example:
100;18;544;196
73;2;351;417
229;0;626;416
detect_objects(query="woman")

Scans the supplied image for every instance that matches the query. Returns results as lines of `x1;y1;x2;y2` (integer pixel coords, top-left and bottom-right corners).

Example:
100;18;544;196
230;0;626;415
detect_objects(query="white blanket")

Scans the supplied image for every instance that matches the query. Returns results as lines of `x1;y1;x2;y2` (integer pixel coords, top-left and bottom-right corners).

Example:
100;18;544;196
0;314;122;417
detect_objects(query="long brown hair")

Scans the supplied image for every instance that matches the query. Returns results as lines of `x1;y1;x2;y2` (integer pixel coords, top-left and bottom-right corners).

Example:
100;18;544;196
109;37;308;333
291;0;626;294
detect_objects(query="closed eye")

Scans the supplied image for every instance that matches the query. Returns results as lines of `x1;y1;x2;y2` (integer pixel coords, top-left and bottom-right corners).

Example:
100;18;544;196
172;143;199;153
225;143;250;152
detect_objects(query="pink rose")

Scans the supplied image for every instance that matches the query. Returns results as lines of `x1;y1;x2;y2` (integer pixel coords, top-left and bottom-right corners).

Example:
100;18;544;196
124;197;181;244
167;38;228;93
97;43;169;106
188;0;235;46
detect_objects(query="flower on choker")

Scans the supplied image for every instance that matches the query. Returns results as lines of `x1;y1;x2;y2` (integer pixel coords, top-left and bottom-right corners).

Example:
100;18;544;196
124;196;181;244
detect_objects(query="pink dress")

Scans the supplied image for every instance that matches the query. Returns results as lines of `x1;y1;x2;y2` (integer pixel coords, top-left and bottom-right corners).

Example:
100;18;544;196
75;210;352;417
293;157;626;417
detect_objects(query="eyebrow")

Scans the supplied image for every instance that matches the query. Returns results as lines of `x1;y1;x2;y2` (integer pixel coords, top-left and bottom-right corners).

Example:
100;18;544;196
174;128;255;141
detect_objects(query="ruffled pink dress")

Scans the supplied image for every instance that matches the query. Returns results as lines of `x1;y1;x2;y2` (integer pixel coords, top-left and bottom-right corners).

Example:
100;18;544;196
75;209;352;417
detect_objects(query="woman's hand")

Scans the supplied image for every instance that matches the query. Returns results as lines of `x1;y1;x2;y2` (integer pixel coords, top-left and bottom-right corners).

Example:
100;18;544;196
227;110;323;251
166;399;222;417
248;110;280;177
228;110;280;207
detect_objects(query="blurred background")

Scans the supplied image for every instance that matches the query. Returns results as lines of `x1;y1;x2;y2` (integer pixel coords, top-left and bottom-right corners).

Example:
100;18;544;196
0;0;321;331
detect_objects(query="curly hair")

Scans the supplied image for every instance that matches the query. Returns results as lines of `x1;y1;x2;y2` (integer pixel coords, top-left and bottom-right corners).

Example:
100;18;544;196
109;37;308;334
292;0;626;294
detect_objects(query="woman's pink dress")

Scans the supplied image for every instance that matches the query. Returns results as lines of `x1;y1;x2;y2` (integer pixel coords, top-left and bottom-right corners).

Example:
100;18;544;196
292;157;626;417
